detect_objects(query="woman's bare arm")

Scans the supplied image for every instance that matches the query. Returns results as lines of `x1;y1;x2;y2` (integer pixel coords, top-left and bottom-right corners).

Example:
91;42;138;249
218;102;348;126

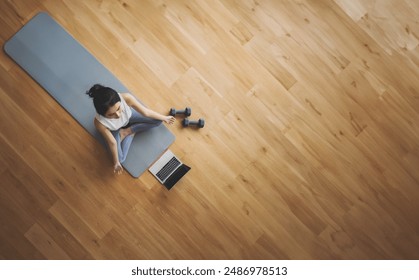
121;93;175;124
94;118;122;173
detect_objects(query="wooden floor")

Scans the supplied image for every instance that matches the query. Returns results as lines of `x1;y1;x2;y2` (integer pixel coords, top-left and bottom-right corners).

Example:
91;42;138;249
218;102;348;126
1;0;419;260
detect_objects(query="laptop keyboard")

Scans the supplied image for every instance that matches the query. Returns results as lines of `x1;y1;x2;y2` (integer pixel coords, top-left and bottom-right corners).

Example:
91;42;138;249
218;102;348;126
156;156;181;181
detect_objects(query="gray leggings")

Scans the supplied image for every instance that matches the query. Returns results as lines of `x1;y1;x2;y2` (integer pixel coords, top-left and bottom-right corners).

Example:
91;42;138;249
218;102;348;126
111;109;162;163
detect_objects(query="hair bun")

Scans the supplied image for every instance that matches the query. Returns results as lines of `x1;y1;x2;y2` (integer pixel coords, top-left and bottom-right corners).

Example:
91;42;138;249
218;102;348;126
86;84;104;98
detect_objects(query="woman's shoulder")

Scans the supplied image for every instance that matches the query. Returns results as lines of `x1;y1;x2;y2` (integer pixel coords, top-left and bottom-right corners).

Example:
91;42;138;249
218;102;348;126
94;116;107;130
120;93;135;105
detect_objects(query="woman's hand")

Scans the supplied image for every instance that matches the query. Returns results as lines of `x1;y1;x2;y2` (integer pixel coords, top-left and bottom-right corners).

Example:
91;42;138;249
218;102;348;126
163;115;176;125
114;162;123;175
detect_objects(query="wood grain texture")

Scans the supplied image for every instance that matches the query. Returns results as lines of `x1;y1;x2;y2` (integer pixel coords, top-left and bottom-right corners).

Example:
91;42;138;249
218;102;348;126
0;0;419;259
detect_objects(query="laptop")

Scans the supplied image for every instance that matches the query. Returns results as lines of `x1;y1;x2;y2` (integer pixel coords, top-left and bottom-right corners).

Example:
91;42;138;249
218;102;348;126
149;150;191;190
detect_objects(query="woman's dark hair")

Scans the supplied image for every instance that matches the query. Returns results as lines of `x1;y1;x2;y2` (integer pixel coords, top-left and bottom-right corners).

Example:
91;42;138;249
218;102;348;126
86;84;121;116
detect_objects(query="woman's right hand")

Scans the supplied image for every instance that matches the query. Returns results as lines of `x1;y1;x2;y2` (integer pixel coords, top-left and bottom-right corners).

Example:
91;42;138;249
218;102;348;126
163;115;176;125
114;162;123;175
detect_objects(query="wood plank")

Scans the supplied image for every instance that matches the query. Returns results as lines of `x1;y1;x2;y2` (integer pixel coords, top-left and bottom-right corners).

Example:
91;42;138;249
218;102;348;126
49;200;109;259
0;170;46;259
35;211;94;259
25;223;71;259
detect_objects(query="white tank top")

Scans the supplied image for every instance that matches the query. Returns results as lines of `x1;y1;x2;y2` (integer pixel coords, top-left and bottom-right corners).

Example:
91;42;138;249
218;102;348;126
95;94;132;131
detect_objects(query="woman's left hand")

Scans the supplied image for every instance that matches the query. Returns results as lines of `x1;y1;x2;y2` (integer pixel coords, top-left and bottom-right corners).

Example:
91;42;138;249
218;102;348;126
163;115;176;125
114;162;124;175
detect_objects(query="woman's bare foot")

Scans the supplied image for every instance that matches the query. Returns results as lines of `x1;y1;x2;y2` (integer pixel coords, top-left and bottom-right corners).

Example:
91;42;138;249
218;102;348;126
119;127;133;142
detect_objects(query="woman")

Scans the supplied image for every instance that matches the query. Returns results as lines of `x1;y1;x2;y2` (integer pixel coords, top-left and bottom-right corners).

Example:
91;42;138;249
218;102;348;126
86;84;175;174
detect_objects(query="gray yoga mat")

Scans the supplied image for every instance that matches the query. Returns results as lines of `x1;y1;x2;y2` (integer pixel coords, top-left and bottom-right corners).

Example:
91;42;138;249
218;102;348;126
4;12;175;178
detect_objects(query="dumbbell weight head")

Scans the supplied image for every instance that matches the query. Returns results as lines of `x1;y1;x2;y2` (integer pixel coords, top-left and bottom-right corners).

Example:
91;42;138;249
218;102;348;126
184;107;192;117
182;118;205;128
182;118;190;127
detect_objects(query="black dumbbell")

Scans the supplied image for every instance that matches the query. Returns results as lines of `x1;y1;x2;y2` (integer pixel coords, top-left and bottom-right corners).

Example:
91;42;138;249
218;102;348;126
182;118;205;128
169;107;191;117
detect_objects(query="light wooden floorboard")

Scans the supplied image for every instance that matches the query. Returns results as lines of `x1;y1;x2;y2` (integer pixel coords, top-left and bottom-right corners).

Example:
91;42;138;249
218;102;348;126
0;0;419;259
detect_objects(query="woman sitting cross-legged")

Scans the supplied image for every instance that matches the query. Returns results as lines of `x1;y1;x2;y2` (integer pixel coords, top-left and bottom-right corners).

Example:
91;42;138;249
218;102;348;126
86;84;175;174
